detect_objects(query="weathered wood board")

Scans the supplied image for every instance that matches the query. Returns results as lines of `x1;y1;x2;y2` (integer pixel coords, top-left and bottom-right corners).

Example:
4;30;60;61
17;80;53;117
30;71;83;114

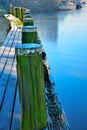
0;28;21;130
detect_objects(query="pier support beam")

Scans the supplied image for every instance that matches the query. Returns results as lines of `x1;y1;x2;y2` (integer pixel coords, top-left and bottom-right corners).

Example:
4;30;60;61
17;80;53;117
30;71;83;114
15;44;47;130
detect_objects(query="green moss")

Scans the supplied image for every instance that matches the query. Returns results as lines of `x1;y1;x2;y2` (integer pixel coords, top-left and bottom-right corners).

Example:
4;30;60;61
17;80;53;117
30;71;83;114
22;32;37;43
23;21;34;26
16;54;47;130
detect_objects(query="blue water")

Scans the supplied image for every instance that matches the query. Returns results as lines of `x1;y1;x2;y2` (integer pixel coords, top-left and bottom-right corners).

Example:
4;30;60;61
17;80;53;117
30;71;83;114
33;7;87;130
0;16;8;45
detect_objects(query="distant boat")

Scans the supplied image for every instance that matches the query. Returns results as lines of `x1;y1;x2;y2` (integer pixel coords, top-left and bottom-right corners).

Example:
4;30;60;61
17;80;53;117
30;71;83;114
85;1;87;6
58;1;76;11
81;1;87;7
76;4;82;9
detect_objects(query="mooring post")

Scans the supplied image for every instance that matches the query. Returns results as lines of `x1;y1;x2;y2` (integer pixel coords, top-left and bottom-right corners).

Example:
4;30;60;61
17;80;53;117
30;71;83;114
24;13;32;18
9;4;13;14
24;9;32;18
22;26;38;43
15;43;47;130
15;7;19;18
23;18;34;26
12;6;15;16
21;8;25;22
25;9;30;14
19;7;24;21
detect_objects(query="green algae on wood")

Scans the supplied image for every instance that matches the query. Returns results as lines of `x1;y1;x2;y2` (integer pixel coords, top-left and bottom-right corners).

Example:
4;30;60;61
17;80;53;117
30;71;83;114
21;8;25;22
22;26;38;43
13;6;16;17
18;7;23;22
23;18;34;26
15;44;47;130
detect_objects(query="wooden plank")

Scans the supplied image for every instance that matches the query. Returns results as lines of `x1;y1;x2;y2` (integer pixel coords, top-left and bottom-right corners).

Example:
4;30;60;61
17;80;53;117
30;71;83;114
0;30;17;59
0;59;6;78
0;46;8;59
11;30;21;49
0;28;21;82
0;28;22;130
0;29;20;79
1;46;12;59
8;29;21;129
5;48;15;60
11;88;21;130
0;59;14;109
0;29;14;47
0;61;17;130
2;29;14;45
7;29;21;60
4;29;21;60
0;42;12;59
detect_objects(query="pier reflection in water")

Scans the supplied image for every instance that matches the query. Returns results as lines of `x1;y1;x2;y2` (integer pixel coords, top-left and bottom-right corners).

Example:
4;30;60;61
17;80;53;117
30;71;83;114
33;7;87;130
33;12;58;45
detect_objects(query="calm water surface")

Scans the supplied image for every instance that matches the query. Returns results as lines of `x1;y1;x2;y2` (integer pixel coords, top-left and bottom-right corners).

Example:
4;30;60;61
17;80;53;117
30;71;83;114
0;16;8;45
33;7;87;130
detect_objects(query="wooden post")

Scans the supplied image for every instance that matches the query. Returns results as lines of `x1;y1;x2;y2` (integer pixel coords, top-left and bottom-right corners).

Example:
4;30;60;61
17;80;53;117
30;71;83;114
25;9;30;14
24;13;32;18
19;7;24;21
24;9;32;18
22;26;38;43
15;44;47;130
15;7;19;18
13;6;16;16
9;4;13;14
23;18;34;26
21;8;25;22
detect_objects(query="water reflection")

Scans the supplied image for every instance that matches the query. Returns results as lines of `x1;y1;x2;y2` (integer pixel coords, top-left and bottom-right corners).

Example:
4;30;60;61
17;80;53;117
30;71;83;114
33;12;58;45
0;17;8;45
33;7;87;130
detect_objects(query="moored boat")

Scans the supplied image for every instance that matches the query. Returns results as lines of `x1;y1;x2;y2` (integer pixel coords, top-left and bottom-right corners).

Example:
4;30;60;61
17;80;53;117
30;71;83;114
58;1;76;11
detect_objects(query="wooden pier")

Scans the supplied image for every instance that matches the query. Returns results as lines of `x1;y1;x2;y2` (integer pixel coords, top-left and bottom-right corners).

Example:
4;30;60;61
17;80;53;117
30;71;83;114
0;27;21;130
0;6;70;130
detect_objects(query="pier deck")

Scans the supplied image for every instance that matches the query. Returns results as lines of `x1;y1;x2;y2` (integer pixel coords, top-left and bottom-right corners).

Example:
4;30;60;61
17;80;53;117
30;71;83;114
0;12;70;130
0;28;21;130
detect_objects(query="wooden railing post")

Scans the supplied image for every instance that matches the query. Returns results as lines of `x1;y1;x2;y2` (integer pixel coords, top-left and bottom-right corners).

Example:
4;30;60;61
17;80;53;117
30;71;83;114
22;26;38;43
15;44;47;130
